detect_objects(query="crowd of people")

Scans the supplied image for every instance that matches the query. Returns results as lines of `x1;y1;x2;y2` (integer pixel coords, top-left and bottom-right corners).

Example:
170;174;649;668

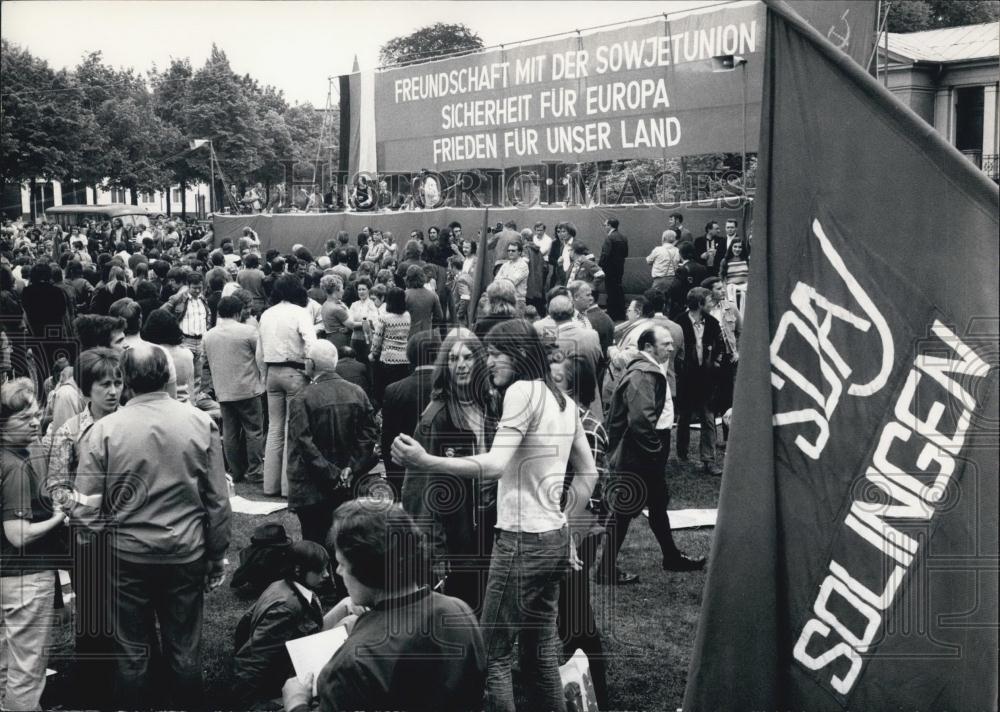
0;208;749;711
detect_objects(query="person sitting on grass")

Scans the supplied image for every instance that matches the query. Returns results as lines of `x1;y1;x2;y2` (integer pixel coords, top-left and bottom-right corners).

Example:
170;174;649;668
230;540;332;708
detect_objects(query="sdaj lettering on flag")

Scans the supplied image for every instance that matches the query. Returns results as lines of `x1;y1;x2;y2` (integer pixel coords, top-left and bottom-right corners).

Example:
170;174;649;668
683;2;998;710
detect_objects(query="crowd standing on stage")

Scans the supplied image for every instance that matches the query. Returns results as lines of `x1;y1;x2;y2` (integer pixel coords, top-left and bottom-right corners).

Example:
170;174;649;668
0;210;748;711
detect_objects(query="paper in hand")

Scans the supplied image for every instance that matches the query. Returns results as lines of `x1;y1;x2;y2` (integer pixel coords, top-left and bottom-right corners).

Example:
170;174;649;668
285;626;349;695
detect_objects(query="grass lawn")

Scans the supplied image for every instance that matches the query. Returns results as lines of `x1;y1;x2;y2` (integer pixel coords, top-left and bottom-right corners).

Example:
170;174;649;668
45;447;722;712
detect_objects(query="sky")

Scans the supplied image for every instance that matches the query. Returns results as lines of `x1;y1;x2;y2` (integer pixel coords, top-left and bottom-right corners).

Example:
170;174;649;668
1;0;720;107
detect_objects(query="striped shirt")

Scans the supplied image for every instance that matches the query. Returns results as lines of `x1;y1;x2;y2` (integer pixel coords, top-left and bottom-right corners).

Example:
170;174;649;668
724;258;749;286
180;296;209;337
371;312;411;365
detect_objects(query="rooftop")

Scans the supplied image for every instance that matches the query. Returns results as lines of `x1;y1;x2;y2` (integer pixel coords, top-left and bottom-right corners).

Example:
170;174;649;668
887;22;1000;63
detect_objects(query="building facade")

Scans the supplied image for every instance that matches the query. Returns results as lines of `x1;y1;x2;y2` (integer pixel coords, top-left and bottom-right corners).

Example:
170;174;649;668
882;22;1000;182
2;180;212;221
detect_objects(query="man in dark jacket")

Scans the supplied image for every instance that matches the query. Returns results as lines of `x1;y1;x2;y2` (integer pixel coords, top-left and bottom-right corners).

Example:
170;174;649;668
598;218;629;321
20;261;72;388
675;287;726;475
380;330;439;499
596;325;705;585
667;241;708;319
333;345;371;397
286;340;379;546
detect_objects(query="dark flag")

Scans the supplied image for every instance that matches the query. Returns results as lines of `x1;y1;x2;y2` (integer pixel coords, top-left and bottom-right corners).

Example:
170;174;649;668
468;208;491;328
787;0;877;68
684;2;999;710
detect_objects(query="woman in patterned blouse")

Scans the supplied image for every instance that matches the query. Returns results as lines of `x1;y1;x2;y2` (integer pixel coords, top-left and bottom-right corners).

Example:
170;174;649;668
369;286;411;406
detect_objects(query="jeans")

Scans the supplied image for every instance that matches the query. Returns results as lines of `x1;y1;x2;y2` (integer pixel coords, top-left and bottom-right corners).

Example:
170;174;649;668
676;398;717;463
220;396;265;482
0;572;56;711
480;527;568;712
110;557;207;710
263;366;308;496
181;335;204;400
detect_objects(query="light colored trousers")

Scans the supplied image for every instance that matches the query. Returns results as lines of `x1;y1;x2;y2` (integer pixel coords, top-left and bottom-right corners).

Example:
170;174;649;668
0;572;56;711
262;365;307;496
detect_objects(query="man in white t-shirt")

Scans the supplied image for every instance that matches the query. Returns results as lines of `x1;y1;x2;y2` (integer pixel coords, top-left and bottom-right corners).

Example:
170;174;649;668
532;221;553;258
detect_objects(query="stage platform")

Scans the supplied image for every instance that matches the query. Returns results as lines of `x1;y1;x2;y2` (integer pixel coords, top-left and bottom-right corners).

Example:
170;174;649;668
213;202;750;295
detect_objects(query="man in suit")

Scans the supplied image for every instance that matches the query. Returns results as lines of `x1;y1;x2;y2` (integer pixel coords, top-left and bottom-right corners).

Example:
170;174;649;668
675;287;726;476
723;218;748;258
539;295;604;417
599;218;629;321
694;221;726;276
667;212;693;244
666;241;708;319
380;330;439;500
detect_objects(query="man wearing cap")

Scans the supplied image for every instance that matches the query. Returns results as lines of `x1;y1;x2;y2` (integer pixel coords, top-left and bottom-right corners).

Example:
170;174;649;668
286;340;379;546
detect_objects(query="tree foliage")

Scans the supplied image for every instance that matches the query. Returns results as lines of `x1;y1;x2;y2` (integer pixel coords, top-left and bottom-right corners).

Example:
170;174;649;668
887;0;1000;32
2;40;330;213
379;23;484;67
0;41;102;185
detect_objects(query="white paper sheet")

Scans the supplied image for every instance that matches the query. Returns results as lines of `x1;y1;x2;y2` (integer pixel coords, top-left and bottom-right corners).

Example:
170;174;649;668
642;507;718;529
229;495;287;516
285;626;349;694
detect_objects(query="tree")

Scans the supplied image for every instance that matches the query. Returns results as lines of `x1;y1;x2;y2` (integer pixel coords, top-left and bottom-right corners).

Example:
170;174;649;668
888;0;1000;32
379;23;484;67
182;45;267;208
74;52;173;205
1;41;99;185
151;58;200;214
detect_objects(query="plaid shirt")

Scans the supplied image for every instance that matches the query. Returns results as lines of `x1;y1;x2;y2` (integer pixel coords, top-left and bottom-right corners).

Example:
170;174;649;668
578;406;610;517
579;406;608;479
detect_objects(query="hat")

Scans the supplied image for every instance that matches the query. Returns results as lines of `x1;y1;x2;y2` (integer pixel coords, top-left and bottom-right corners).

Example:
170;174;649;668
250;522;292;546
231;523;293;591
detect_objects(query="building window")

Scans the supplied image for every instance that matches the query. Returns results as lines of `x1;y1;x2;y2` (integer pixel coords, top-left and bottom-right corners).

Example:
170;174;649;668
141;191;155;204
955;86;985;165
110;187;128;203
171;188;182;203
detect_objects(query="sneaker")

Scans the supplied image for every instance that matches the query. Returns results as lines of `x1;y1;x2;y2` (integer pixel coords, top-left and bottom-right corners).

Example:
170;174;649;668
662;554;707;572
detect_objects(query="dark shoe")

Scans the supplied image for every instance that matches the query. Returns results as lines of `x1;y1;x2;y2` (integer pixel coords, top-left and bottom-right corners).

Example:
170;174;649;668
594;570;640;585
703;462;723;476
663;554;707;572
